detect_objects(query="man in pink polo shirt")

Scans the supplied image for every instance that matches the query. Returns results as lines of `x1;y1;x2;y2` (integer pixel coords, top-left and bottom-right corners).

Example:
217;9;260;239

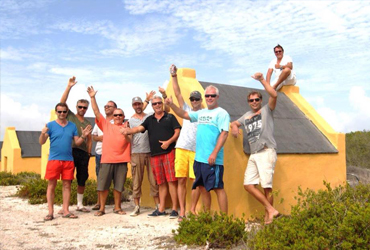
87;86;131;216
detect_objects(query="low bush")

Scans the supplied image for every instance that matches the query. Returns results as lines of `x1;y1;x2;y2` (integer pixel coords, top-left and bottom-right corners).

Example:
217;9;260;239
173;211;248;248
247;182;370;250
0;171;40;186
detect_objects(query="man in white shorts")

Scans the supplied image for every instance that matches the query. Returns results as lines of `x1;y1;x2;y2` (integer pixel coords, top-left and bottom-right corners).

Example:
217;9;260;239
231;72;281;225
266;44;296;91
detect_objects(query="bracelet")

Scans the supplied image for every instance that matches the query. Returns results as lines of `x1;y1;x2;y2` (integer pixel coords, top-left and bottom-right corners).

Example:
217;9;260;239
171;74;177;77
81;136;85;140
145;100;149;104
162;95;167;99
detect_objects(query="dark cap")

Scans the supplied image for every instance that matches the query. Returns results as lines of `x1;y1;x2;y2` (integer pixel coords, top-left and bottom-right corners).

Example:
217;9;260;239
132;96;143;104
190;91;201;99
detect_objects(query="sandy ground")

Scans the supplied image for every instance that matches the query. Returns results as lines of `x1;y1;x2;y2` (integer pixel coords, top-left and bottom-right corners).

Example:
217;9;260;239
0;186;200;250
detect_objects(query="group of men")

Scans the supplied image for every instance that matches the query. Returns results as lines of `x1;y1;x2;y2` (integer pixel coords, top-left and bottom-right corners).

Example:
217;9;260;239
41;45;296;224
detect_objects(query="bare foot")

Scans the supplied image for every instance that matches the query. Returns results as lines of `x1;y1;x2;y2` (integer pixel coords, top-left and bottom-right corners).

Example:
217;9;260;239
251;72;264;81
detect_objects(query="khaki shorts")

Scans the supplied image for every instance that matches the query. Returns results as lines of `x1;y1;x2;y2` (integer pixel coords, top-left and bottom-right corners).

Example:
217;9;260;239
175;148;196;179
244;148;277;188
97;163;128;192
131;153;159;198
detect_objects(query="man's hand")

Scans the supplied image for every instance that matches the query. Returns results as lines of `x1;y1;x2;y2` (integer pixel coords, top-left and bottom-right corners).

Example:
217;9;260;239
251;72;264;81
158;87;166;97
208;152;217;166
41;124;49;134
159;140;170;150
87;86;97;98
231;126;241;138
170;64;177;76
120;127;129;135
81;125;92;137
275;64;281;69
146;90;156;101
164;96;173;106
68;76;77;87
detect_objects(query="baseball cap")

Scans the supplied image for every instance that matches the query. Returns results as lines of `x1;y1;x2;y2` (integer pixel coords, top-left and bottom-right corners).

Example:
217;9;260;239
190;91;201;99
132;96;143;104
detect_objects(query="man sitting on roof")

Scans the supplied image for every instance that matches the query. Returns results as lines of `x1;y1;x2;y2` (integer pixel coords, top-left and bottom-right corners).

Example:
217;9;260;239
267;44;296;91
230;72;281;225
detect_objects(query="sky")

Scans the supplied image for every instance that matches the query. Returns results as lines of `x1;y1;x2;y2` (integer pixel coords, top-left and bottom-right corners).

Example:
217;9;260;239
1;0;370;140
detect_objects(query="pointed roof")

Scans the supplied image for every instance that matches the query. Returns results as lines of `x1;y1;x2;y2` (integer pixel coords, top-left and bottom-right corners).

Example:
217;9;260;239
199;81;338;154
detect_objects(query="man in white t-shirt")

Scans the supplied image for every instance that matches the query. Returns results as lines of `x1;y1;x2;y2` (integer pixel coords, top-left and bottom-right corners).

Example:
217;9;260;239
266;44;296;91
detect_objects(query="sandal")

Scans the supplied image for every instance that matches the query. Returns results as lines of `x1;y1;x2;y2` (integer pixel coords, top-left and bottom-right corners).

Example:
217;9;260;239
178;215;186;222
44;214;54;221
113;209;126;215
76;207;90;213
92;204;100;210
62;213;78;219
94;211;105;217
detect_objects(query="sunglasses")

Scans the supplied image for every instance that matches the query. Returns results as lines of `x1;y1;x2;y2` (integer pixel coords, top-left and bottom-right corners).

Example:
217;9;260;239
205;94;217;98
113;114;124;117
78;106;88;110
248;98;261;103
190;98;200;102
152;102;163;106
57;111;67;114
104;105;114;109
275;50;283;54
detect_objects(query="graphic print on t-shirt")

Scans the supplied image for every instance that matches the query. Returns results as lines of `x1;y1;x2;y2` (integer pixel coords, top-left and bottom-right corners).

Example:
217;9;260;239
245;113;262;144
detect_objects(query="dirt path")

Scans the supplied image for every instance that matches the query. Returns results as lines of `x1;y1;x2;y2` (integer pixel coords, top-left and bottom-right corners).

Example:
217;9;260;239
0;186;196;250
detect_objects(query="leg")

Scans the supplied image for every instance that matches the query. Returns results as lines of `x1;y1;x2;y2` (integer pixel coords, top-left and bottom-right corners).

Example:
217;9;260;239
190;186;201;214
94;154;102;208
177;177;187;216
168;181;178;211
146;154;159;207
264;187;274;221
131;154;145;207
62;180;72;216
214;188;228;214
158;183;168;212
97;190;109;214
272;68;291;90
46;179;57;216
200;186;211;212
113;189;124;212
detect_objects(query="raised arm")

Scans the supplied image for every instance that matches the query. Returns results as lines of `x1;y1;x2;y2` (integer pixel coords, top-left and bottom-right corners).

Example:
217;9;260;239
230;120;242;138
266;68;273;85
60;76;77;103
87;86;102;121
143;90;155;111
158;86;170;112
170;64;185;108
252;73;277;110
39;124;49;145
165;97;190;120
208;131;229;166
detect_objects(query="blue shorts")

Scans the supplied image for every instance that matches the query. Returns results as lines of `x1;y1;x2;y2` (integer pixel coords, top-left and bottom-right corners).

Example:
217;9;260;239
192;161;224;191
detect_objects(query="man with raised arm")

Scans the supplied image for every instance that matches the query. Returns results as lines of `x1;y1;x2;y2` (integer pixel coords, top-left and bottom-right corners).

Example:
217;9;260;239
39;103;92;221
230;72;280;225
266;44;296;91
60;76;92;213
87;86;131;216
121;95;181;219
166;85;230;214
91;100;117;211
169;64;210;221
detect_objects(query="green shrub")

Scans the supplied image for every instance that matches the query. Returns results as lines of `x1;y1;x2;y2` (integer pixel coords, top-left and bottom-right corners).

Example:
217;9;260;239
247;182;370;250
346;130;370;169
173;211;248;248
0;171;40;186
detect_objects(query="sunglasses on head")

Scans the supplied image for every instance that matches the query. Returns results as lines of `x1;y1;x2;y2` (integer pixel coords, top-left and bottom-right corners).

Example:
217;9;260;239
248;98;261;103
152;101;163;106
190;97;200;102
78;106;88;110
205;94;217;98
113;114;124;117
57;111;67;114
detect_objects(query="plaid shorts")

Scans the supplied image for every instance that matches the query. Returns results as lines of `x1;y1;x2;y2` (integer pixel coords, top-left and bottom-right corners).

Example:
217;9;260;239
150;150;177;185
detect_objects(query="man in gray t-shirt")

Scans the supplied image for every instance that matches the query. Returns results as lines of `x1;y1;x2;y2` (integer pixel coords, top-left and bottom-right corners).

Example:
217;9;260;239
231;72;281;225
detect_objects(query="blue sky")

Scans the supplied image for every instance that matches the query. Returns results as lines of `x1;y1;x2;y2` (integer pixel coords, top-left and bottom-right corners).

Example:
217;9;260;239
1;0;370;140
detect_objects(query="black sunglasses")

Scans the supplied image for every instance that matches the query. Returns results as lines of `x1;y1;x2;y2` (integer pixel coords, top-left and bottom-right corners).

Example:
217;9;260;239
57;111;67;114
152;102;163;106
113;114;124;117
248;98;261;103
190;98;200;102
78;106;88;110
205;94;217;98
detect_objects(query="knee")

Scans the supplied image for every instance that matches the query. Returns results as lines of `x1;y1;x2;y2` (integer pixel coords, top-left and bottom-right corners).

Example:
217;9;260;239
283;67;291;74
178;178;187;186
244;184;252;192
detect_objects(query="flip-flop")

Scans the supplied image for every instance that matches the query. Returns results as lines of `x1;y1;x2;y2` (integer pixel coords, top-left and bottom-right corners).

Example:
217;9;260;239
113;209;126;215
92;204;100;210
178;216;186;222
76;207;90;213
94;211;105;217
44;214;54;221
62;213;78;219
57;210;63;215
273;213;282;219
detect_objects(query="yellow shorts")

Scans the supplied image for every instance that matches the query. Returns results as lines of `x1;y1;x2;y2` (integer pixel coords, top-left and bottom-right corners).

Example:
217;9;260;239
175;148;196;179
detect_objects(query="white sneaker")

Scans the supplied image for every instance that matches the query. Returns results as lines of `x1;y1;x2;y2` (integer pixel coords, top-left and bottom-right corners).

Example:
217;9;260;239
130;205;140;217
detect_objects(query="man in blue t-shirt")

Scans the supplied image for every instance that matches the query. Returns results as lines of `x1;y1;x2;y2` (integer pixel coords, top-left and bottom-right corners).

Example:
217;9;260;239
39;103;92;221
166;85;230;213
